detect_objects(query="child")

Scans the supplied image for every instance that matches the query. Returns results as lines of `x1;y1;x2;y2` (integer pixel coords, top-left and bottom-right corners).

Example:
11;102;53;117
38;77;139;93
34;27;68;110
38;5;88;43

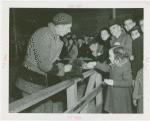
87;46;133;113
139;16;143;33
129;26;143;83
123;15;136;32
132;68;143;113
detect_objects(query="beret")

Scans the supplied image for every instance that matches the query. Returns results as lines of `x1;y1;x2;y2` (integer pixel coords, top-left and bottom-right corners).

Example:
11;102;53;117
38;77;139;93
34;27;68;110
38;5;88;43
108;18;120;27
52;13;72;25
88;39;97;47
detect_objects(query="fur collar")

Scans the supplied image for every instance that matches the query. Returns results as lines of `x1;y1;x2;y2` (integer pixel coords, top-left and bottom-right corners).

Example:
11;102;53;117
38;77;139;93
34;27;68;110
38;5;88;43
116;58;128;67
109;58;128;67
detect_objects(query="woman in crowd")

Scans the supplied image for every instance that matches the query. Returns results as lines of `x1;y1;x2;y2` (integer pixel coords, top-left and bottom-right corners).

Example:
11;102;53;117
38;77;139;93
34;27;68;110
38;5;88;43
59;36;69;59
67;37;78;63
97;27;111;64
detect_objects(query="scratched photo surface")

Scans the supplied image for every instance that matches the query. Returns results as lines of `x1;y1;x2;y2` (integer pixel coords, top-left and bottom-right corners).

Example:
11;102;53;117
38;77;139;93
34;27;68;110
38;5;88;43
1;1;150;120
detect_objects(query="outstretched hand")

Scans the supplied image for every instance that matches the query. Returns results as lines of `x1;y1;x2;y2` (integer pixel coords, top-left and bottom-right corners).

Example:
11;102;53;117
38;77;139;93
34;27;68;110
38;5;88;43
86;62;96;68
64;64;72;72
104;79;114;86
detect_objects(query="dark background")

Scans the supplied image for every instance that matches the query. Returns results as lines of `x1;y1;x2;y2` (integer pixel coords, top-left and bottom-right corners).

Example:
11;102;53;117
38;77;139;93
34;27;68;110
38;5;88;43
10;8;143;38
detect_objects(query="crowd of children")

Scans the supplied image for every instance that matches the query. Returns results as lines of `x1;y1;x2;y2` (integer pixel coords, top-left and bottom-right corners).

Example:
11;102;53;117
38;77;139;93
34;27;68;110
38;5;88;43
87;15;144;113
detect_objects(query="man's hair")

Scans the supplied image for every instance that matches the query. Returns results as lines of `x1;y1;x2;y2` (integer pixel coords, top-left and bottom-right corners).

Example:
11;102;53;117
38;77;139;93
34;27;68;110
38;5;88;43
67;37;73;41
111;45;129;61
124;15;136;23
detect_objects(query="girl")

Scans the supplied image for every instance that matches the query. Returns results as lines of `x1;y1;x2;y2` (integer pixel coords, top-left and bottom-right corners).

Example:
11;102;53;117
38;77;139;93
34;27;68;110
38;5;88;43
87;46;133;113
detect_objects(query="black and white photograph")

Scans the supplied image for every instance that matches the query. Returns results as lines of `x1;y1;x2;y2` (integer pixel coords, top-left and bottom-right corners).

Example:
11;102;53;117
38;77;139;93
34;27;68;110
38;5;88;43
1;1;150;120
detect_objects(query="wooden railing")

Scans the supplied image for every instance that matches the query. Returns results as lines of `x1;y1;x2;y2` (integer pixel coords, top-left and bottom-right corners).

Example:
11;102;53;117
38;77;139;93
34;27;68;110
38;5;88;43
9;70;103;113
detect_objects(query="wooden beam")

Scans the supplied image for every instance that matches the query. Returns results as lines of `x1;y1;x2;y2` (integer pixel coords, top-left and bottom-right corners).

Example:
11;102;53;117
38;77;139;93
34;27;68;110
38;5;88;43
90;101;103;113
80;73;97;113
64;83;103;113
67;83;77;109
13;9;19;61
95;72;103;106
113;8;116;19
9;70;96;113
62;58;93;61
9;80;74;113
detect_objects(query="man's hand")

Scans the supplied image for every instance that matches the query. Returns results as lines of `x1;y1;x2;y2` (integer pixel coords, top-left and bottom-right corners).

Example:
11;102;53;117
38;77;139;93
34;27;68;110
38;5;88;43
133;99;137;106
86;62;96;68
92;52;97;57
97;52;102;56
64;64;72;72
104;79;114;86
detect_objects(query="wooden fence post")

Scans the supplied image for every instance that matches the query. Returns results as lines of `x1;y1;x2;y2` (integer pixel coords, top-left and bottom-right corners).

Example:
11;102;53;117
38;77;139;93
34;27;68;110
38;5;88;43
95;72;103;113
67;82;77;110
80;73;97;113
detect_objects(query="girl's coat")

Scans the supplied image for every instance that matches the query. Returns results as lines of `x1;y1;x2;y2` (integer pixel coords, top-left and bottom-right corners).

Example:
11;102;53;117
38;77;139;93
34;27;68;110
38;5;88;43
95;59;133;113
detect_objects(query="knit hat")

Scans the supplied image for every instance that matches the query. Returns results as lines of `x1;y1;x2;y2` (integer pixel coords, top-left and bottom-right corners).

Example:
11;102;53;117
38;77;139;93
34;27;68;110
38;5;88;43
129;26;141;34
108;18;120;27
52;13;72;25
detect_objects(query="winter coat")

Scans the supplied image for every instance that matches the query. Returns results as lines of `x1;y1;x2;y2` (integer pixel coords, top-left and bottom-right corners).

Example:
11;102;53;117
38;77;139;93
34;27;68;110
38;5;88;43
110;32;132;57
131;34;143;80
97;36;111;64
133;68;143;113
77;44;87;58
67;44;78;63
95;59;133;113
16;23;65;94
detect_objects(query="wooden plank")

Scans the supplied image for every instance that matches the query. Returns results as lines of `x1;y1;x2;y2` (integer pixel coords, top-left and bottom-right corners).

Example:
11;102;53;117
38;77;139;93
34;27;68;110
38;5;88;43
90;100;103;113
64;83;103;113
95;72;103;106
62;58;93;61
9;70;96;113
80;73;97;113
67;83;77;109
9;80;74;113
75;70;96;83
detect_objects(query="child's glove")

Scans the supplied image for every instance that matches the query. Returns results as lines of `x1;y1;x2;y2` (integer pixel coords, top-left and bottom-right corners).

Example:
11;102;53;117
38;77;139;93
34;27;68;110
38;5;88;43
133;99;137;106
130;55;134;61
104;79;113;86
92;52;97;57
97;52;102;56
